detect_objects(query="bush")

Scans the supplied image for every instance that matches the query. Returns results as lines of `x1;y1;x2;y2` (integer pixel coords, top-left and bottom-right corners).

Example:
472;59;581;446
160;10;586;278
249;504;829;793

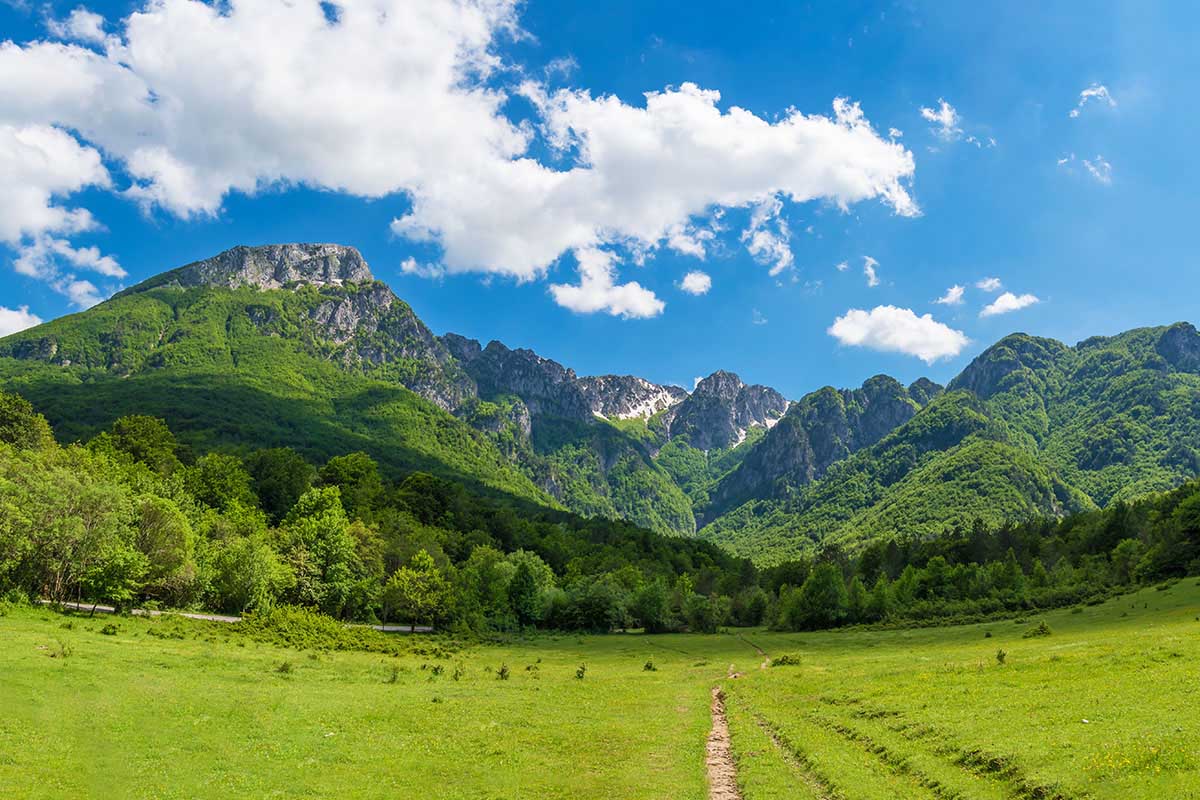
99;623;119;636
995;649;1007;665
1022;621;1052;639
496;664;510;680
771;653;801;667
575;664;587;680
643;659;657;672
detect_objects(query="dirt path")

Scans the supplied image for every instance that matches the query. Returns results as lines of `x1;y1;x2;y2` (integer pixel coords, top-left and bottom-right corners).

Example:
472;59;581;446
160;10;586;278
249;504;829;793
737;633;771;669
706;687;742;800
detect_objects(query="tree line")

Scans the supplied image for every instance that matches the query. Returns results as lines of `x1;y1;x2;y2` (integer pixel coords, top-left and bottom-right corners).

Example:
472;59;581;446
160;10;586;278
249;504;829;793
1;389;1197;633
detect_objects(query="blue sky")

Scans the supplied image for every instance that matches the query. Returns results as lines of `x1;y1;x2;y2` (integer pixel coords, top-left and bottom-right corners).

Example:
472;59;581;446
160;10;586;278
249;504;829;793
1;1;1196;399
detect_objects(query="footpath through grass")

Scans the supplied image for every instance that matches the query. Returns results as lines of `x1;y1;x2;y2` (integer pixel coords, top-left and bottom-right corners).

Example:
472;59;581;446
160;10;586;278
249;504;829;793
1;581;1198;798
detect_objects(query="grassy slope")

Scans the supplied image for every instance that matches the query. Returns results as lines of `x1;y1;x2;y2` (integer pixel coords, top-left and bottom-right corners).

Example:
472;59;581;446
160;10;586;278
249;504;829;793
0;285;548;504
727;579;1200;799
3;582;1198;798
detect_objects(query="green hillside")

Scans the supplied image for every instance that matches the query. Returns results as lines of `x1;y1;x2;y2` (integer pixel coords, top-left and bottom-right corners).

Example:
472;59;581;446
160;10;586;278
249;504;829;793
0;283;547;504
701;324;1200;563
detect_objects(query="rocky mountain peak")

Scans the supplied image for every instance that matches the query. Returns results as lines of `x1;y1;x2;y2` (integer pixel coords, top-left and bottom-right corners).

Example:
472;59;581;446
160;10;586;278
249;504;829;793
576;375;687;420
1155;322;1200;371
123;243;374;295
664;370;789;450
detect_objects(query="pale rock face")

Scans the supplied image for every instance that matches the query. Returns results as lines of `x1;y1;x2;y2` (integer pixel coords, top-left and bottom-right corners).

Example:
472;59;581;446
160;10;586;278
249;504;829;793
661;370;789;451
131;243;374;292
577;375;687;420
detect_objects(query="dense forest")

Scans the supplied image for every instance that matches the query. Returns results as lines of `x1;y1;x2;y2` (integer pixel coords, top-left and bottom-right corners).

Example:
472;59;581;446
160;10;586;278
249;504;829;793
2;388;1197;634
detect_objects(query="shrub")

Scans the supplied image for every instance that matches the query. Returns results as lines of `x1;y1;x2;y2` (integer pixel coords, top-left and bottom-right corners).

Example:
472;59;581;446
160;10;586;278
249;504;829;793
771;653;801;667
100;623;119;636
575;664;587;680
643;659;657;672
995;649;1007;665
496;664;510;680
984;630;993;638
1022;621;1052;639
276;660;294;674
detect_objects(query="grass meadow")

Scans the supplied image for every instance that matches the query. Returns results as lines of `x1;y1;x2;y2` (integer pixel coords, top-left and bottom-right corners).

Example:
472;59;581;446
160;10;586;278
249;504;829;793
2;580;1198;799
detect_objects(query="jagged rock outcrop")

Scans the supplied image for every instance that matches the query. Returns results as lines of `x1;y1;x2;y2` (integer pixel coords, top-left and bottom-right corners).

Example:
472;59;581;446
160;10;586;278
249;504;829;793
907;377;943;406
661;370;788;450
576;375;687;420
701;375;921;521
1155;322;1200;372
119;243;373;295
444;335;688;422
447;338;592;420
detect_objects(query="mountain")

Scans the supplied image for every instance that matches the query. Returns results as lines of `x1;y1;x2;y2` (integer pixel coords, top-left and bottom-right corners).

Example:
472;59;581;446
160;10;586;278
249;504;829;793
2;242;1197;564
699;325;1200;562
0;244;539;501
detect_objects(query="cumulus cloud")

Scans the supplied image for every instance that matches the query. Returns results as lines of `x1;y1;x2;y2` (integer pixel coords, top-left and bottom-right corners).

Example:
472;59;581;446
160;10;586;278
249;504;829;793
48;7;108;44
975;276;1002;292
920;98;961;140
835;260;849;272
862;256;880;287
1069;83;1116;118
827;305;969;363
751;308;768;325
678;270;712;295
980;291;1039;317
399;257;445;280
549;248;664;319
0;305;43;336
1;0;920;318
934;284;965;305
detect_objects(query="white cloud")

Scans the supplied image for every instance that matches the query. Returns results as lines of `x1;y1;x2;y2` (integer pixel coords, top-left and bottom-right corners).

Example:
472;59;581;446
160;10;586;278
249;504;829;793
0;0;919;318
1069;83;1116;118
1083;155;1112;185
975;276;1002;292
934;284;965;305
0;305;42;336
751;308;768;325
48;7;108;45
862;255;880;287
678;270;711;295
399;256;445;280
920;98;961;140
835;260;849;272
827;305;969;364
980;291;1039;317
549;248;664;319
741;196;794;276
888;127;903;139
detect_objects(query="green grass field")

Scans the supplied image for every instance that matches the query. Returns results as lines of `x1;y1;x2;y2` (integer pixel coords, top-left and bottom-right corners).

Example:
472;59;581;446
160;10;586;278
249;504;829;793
2;581;1198;799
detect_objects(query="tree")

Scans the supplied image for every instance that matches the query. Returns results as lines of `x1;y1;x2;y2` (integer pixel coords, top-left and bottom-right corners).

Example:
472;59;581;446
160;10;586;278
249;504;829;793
284;487;361;617
846;575;868;623
107;415;183;475
0;391;53;450
383;550;450;631
866;574;894;621
247;448;315;523
631;578;673;633
208;532;293;614
319;453;383;521
135;496;197;605
507;561;540;627
184;453;257;511
789;563;849;630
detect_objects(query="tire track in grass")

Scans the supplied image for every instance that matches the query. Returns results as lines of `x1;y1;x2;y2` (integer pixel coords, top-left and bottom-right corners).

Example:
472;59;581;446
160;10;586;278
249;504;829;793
750;712;842;799
813;697;1079;800
707;688;742;800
